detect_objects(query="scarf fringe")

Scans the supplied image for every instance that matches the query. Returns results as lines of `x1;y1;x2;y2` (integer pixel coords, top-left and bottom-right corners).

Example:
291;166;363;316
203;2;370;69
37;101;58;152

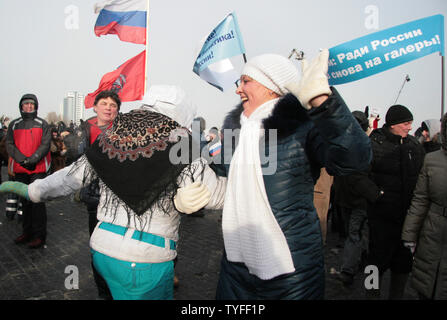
68;155;206;233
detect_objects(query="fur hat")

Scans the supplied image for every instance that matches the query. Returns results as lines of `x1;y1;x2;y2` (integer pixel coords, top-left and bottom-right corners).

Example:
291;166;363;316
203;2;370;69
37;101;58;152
385;104;413;126
242;54;299;96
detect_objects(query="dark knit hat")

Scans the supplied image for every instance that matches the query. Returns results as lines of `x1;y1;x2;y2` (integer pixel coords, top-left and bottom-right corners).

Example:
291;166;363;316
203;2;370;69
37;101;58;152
385;104;413;126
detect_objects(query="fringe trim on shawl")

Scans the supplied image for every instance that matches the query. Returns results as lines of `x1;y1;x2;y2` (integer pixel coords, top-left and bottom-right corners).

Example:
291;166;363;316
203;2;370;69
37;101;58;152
68;155;206;233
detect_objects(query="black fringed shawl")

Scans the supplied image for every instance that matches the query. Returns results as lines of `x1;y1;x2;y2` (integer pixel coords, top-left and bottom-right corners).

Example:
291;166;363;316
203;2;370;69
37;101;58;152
81;109;201;219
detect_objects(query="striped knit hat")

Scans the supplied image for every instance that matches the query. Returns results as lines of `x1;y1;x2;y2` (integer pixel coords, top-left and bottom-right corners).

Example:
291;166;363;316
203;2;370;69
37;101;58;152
242;54;299;96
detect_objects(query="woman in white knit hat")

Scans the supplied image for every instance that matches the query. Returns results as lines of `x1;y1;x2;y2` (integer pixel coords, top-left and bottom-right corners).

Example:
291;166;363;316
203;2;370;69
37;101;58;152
175;50;372;299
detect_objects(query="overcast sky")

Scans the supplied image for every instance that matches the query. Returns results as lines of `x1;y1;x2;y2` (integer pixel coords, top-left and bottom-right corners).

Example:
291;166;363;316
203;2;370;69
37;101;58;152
1;0;446;132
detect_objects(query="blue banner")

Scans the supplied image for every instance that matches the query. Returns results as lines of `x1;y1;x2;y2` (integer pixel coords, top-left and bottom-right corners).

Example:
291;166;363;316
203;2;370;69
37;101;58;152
193;12;246;74
328;14;445;85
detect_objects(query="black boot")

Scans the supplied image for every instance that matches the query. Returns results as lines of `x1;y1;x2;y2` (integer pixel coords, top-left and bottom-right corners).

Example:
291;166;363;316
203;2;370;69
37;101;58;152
389;272;409;300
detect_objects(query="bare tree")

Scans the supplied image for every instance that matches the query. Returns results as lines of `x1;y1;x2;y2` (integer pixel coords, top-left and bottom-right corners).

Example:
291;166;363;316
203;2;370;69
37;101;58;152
46;112;62;125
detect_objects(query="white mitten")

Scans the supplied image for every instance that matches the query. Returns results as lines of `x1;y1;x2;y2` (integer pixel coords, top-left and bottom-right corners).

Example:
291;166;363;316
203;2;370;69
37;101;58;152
174;181;211;214
285;48;331;110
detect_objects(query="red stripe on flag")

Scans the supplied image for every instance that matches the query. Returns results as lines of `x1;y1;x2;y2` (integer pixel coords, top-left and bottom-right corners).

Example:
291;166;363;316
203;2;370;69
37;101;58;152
94;22;146;44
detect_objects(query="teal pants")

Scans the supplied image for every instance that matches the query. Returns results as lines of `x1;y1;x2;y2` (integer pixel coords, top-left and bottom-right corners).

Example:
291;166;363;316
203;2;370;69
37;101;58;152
91;250;174;300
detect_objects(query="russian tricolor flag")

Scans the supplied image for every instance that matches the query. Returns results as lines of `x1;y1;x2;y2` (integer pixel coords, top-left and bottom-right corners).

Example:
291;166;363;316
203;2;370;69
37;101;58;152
94;0;147;44
209;142;222;157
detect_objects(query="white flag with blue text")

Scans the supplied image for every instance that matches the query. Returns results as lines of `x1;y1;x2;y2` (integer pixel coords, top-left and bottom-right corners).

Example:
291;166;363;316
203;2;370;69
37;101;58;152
193;12;246;91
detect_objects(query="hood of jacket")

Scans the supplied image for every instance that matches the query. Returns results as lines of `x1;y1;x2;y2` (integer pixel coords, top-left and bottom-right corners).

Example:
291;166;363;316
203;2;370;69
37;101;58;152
19;93;39;120
422;118;441;140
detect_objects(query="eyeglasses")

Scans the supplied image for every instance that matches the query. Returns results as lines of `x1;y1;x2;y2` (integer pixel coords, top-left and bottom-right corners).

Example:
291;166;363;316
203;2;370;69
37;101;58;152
235;76;252;88
235;79;241;87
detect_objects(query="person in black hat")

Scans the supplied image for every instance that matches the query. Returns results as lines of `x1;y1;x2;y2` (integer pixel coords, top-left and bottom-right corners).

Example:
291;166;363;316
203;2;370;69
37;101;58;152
366;104;425;299
384;104;414;137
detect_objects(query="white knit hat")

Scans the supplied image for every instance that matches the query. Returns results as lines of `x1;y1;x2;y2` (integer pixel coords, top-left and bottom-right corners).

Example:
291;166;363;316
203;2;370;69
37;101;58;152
242;54;299;96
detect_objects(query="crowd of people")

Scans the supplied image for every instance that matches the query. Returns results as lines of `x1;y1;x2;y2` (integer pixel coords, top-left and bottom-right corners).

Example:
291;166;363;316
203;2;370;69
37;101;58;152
0;48;446;300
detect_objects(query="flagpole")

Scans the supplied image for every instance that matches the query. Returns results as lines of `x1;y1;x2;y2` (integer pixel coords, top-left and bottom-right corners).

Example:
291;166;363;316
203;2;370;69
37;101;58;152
442;54;445;117
144;0;150;94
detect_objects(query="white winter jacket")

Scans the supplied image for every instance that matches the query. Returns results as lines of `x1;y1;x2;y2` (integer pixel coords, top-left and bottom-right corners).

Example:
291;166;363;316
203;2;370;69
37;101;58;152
28;155;226;263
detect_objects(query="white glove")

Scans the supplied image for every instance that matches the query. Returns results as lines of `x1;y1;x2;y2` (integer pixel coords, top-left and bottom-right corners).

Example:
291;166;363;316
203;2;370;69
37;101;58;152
174;181;211;214
285;48;331;110
403;241;416;254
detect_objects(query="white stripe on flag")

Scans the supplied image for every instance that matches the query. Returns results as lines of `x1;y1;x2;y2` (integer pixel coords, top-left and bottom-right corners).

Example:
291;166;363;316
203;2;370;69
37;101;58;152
94;0;147;14
199;59;240;91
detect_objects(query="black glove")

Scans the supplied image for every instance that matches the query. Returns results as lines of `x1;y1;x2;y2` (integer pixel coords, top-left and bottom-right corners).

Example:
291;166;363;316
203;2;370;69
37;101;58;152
20;158;36;171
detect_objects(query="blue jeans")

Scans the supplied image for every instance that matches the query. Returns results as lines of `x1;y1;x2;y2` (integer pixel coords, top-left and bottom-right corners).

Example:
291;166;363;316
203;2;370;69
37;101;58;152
91;250;174;300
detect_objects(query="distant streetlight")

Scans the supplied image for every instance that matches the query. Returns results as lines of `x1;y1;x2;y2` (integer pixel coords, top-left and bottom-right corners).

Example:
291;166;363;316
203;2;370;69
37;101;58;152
288;49;305;61
393;74;411;105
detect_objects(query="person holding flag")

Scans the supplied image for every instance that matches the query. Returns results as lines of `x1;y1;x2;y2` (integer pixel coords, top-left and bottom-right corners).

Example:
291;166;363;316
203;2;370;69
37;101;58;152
78;90;120;300
193;12;246;92
176;49;372;299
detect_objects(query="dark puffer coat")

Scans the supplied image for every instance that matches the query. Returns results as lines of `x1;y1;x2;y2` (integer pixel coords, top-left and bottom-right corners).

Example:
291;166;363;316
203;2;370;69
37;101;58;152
6;94;52;174
211;88;372;299
402;114;447;299
367;125;425;274
368;127;425;223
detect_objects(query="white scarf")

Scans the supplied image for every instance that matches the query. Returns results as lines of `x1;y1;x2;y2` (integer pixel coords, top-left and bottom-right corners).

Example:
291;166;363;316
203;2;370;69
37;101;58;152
222;98;295;280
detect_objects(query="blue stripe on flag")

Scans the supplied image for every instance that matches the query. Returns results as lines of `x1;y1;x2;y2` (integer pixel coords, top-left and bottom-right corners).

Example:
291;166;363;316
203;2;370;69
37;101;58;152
95;9;146;28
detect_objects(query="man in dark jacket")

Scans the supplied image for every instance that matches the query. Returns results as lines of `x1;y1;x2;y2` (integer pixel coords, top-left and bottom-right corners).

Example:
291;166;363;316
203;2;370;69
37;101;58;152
367;104;425;299
6;94;51;248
